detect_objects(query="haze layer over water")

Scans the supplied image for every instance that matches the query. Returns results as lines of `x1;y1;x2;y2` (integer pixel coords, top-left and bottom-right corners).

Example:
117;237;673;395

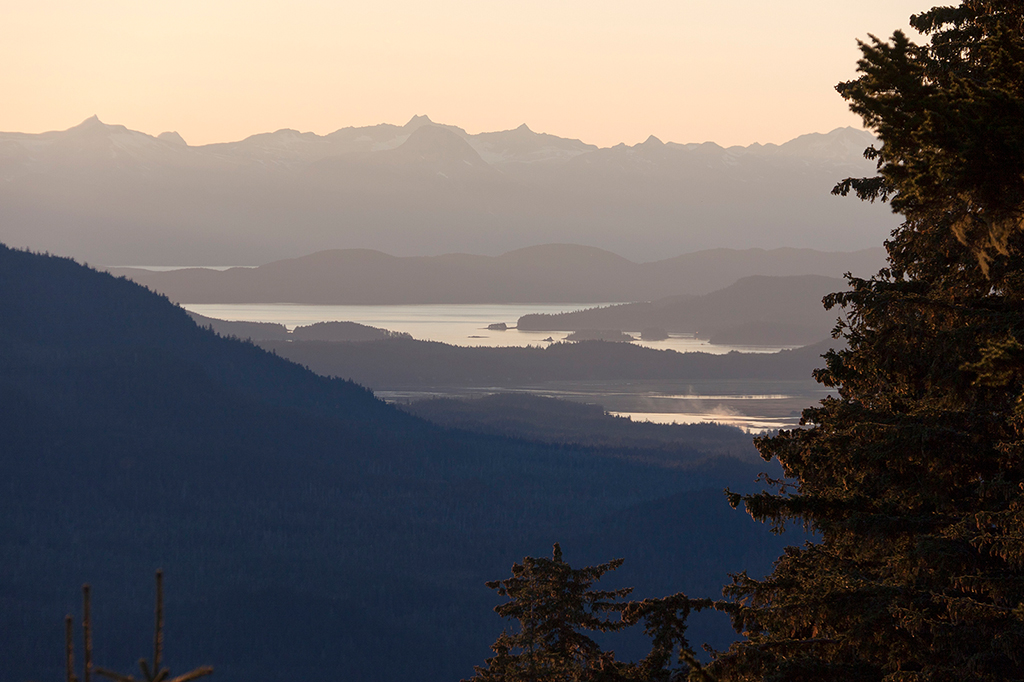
183;302;797;354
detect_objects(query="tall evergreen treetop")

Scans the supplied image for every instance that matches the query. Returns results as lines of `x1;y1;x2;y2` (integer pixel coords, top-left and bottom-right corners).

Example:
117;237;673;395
468;545;714;682
466;544;634;682
835;0;1024;269
713;2;1024;680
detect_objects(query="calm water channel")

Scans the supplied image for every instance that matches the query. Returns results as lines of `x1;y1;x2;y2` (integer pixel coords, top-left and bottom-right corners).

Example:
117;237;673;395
182;302;795;355
182;302;822;431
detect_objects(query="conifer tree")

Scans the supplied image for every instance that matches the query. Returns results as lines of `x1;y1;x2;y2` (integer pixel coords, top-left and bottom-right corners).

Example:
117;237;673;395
93;571;213;682
468;545;715;682
467;544;635;682
709;2;1024;680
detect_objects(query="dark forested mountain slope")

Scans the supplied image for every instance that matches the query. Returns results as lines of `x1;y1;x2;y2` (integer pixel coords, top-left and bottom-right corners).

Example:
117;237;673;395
0;245;795;682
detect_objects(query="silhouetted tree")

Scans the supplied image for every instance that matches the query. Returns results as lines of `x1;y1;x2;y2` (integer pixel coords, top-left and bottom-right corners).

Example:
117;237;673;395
64;585;93;682
708;2;1024;680
467;544;634;682
90;571;213;682
467;545;716;682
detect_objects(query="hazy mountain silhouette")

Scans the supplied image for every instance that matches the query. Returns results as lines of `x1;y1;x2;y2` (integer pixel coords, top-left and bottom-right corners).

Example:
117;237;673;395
257;336;834;388
186;313;409;343
377;124;495;173
472;123;596;165
188;311;290;340
517;274;846;345
0;244;798;682
291;320;411;342
108;244;883;304
0;116;898;265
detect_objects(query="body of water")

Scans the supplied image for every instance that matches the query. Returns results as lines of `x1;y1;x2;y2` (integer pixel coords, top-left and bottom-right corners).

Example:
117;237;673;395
182;302;796;355
378;380;831;432
182;303;823;431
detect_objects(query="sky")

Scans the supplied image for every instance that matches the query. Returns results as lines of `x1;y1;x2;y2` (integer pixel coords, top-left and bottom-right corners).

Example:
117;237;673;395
2;0;925;148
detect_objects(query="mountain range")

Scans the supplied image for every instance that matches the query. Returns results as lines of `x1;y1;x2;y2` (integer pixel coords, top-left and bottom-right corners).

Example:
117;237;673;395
0;116;898;265
108;244;885;305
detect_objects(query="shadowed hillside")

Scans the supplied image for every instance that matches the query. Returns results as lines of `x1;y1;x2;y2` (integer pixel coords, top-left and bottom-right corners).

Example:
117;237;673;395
400;393;761;463
0;245;801;682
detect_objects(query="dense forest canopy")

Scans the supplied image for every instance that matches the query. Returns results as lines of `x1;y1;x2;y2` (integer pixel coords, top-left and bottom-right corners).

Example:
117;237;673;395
715;2;1024;680
0;243;794;682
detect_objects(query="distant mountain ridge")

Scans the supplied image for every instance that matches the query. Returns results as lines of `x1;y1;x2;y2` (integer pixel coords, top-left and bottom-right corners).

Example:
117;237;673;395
0;116;898;265
109;244;885;305
260;336;835;390
517;274;847;346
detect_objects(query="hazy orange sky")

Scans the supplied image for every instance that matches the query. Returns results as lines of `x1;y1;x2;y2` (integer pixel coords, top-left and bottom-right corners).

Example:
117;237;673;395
2;0;924;147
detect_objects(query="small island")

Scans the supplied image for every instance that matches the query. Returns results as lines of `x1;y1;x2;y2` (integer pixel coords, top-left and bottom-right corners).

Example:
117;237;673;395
487;322;509;331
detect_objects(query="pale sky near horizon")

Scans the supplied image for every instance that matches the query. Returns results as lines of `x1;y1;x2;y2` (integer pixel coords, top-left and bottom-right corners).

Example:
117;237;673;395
2;0;925;148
